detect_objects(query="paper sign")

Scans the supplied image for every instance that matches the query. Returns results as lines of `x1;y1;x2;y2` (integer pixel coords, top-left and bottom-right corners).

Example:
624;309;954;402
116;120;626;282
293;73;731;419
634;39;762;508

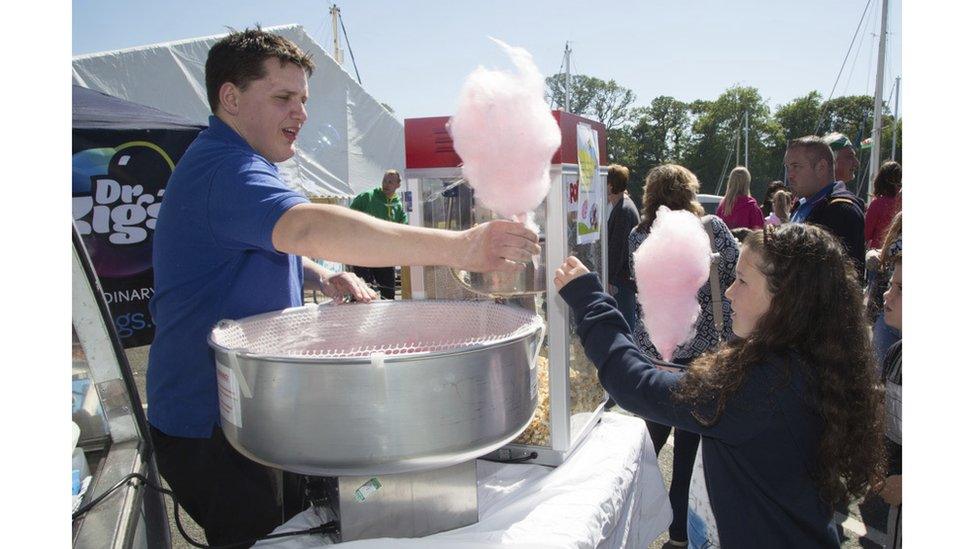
215;358;243;428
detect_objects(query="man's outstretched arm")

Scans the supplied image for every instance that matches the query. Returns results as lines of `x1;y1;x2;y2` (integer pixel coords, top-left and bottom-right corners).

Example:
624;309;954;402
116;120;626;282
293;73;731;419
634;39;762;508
272;203;540;273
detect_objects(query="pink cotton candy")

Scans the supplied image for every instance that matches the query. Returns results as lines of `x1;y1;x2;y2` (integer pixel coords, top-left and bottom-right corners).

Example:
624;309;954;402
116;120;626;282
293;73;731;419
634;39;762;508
632;207;713;361
448;38;562;219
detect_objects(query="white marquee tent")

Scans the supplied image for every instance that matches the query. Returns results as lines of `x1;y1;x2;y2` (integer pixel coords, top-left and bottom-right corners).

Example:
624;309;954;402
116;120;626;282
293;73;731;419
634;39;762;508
72;24;404;199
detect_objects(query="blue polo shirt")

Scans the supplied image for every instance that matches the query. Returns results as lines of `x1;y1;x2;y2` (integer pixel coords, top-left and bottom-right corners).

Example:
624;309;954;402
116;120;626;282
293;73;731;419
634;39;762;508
147;116;309;438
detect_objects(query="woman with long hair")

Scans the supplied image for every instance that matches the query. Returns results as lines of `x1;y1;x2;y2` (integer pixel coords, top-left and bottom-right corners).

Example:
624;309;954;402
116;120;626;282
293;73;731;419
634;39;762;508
627;164;739;548
555;223;885;548
716;166;764;229
865;161;902;249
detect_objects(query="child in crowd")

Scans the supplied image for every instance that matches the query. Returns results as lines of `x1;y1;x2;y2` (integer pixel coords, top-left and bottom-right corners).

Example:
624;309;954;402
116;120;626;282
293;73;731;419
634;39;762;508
866;212;902;365
878;254;902;548
764;190;792;226
555;223;885;548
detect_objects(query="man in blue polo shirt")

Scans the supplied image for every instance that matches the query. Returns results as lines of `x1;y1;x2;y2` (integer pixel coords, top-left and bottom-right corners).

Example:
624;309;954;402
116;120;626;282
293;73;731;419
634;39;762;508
148;28;540;547
785;136;865;278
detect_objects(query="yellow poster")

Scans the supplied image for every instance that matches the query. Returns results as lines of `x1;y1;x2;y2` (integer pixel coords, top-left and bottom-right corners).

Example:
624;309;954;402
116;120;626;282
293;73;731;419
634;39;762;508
575;123;600;244
576;122;598;192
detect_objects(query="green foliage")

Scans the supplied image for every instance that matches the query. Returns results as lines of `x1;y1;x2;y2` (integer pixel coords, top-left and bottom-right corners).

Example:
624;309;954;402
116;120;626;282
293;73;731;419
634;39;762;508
545;72;902;205
545;74;602;118
776;91;822;140
681;86;782;198
545;74;636;132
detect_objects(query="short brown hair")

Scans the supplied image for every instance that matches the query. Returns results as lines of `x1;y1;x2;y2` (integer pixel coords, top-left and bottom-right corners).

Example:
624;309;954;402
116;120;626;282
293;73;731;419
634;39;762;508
638;164;704;230
205;27;315;114
787;136;834;175
607;164;630;194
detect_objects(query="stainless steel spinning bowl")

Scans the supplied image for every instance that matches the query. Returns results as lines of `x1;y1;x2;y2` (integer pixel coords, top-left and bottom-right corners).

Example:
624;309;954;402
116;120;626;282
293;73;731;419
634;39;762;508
208;300;544;476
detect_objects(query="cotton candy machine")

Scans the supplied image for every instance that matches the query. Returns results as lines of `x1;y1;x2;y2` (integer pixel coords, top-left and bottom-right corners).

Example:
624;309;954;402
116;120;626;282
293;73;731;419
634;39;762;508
209;300;544;475
209;299;544;540
404;111;611;467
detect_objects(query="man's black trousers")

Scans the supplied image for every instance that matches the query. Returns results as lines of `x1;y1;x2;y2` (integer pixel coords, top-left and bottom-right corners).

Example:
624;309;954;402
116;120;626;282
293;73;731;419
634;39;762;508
150;425;281;548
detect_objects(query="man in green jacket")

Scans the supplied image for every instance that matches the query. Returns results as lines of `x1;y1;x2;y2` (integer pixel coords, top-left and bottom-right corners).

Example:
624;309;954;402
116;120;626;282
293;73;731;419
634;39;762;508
349;169;407;298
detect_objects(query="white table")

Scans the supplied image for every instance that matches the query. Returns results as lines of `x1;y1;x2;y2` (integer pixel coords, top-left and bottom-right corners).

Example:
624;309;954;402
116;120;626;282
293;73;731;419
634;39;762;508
257;412;671;548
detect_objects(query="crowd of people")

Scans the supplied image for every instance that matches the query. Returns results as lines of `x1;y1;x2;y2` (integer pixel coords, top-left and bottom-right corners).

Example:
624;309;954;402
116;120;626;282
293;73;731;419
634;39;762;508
577;132;903;548
143;26;905;549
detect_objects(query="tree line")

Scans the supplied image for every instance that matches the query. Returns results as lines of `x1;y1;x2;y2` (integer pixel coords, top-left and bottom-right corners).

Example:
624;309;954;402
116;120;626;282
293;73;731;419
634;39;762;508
546;74;902;205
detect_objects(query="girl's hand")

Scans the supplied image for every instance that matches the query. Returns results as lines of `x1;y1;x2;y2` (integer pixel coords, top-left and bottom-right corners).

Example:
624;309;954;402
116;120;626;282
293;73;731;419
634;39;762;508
554;256;590;290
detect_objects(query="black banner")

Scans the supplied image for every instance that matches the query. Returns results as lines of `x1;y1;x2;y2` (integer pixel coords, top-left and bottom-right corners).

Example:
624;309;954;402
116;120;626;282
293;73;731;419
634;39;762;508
72;128;200;347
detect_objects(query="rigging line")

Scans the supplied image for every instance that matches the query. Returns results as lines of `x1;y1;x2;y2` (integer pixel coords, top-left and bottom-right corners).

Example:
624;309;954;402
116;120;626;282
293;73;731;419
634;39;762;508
715;114;743;195
814;0;874;134
884;34;895;93
550;51;567;109
866;35;875;95
338;10;362;85
886;78;897;110
843;0;874;99
571;57;585;114
864;1;881;96
312;16;327;51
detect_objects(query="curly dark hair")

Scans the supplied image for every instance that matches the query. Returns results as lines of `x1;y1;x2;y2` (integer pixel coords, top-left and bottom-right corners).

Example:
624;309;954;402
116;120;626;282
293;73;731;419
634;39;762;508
673;223;885;507
205;26;315;114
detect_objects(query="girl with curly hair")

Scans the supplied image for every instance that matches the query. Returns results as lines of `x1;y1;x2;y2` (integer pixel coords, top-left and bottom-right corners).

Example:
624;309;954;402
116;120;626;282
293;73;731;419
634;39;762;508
555;223;885;548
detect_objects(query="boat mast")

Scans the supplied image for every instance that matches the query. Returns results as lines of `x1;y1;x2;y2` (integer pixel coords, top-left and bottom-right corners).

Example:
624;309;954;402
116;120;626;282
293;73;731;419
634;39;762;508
330;4;344;65
868;0;889;196
744;110;749;170
563;42;572;113
891;76;900;160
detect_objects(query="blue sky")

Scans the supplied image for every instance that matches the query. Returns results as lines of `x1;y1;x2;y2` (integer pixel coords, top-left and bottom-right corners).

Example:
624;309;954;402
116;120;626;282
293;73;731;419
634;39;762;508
72;0;902;121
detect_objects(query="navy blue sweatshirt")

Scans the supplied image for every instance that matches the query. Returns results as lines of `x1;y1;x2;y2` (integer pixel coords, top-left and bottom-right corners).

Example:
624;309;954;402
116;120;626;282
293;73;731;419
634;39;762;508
560;273;839;548
806;182;866;279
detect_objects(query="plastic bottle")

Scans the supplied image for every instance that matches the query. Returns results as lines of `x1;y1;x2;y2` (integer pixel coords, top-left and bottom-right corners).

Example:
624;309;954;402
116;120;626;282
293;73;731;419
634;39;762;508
73;447;91;495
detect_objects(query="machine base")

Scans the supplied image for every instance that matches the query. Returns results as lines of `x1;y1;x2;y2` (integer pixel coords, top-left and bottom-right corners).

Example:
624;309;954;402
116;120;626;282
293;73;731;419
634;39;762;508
319;460;478;542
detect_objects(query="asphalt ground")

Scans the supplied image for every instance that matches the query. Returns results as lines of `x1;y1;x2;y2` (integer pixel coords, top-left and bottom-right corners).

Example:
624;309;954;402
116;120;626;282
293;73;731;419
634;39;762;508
123;346;893;549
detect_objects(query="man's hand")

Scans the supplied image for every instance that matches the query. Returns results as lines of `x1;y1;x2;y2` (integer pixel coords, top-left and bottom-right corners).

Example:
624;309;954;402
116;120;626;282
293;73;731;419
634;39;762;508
878;475;902;506
320;271;377;303
457;220;541;273
554;256;590;290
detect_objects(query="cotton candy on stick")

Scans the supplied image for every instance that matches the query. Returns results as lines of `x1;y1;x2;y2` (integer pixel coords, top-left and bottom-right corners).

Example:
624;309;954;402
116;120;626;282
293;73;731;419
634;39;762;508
448;38;561;228
632;207;713;361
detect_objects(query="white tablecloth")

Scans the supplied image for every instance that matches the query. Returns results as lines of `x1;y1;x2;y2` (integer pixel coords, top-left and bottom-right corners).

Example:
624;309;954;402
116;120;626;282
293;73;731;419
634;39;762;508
256;412;671;548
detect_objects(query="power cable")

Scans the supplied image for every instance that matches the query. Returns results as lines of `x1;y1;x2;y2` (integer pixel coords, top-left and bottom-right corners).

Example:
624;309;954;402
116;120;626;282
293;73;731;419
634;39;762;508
72;472;339;548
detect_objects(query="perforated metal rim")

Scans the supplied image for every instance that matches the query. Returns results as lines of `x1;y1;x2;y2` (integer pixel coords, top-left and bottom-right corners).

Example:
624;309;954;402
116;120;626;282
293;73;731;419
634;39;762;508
208;300;544;363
